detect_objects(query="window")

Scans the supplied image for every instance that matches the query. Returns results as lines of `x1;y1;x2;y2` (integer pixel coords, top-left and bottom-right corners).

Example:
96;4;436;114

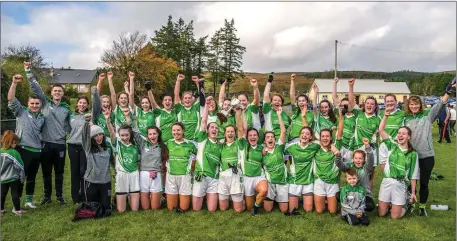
378;95;384;100
322;95;328;100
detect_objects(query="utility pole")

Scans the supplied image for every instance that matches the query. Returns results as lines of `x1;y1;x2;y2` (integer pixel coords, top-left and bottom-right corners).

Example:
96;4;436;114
334;40;338;78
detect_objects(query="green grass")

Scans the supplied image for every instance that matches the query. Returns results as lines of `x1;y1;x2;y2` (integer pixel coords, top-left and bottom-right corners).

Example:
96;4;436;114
2;125;455;241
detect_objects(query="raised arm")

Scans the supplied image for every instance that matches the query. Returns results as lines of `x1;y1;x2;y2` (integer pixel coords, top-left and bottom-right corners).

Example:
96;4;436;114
348;78;355;109
251;78;260;106
174;74;184;105
91;86;101;123
301;104;309;127
337;106;344;139
263;73;274;103
8;74;22;102
312;83;319;116
200;98;210;131
235;107;244;139
378;106;392;140
107;71;117;109
128;71;135;111
106;111;116;143
218;79;227;106
96;73;105;96
277;107;286;144
196;76;206;108
148;91;159;109
363;139;374;173
428;81;456;122
290;74;296;105
24;62;46;104
82;121;92;154
335;154;349;172
332;77;340;106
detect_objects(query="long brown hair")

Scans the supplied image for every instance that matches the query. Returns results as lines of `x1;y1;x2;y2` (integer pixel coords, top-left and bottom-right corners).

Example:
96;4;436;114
146;126;169;162
2;130;19;150
140;96;152;110
75;95;89;113
399;126;415;155
320;100;337;124
404;95;424;115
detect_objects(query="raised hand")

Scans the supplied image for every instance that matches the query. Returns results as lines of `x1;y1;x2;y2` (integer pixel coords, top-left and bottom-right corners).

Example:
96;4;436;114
384;105;393;116
128;71;135;80
313;83;319;93
250;78;258;88
99;73;106;81
107;71;113;79
191;76;199;83
291;74;296;80
12;74;23;83
177;74;185;81
362;138;370;148
124;81;130;94
276;106;283;115
348;78;355;86
334;77;339;83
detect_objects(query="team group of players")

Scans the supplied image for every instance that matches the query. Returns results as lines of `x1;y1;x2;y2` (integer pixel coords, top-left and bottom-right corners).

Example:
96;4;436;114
1;62;455;225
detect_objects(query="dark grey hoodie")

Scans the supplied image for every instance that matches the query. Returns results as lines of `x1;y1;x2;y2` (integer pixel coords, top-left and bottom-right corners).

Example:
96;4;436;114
82;121;112;184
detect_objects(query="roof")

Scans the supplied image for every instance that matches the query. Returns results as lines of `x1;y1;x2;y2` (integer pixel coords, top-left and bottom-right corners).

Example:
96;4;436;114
49;69;98;84
311;79;410;94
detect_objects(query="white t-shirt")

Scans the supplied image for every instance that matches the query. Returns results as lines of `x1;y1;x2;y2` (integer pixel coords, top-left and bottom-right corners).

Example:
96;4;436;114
450;108;456;121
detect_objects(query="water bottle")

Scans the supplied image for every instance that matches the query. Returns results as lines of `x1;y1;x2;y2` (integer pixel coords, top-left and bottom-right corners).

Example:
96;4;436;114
430;205;449;211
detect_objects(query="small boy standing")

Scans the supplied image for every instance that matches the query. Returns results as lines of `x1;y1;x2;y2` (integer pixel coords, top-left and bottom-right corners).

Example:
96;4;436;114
340;168;369;226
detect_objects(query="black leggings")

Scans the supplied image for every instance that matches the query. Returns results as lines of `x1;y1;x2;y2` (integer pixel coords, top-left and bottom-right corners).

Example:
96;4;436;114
84;181;112;216
17;147;41;198
41;142;66;198
68;144;87;203
365;196;375;212
419;156;435;204
344;213;369;226
1;180;22;210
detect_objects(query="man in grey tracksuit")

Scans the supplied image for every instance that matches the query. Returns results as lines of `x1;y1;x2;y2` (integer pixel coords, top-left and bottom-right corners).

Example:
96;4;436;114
26;63;71;204
7;72;44;208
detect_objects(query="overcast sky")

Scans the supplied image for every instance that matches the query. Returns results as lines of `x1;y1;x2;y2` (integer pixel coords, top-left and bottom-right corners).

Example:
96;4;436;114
1;2;456;72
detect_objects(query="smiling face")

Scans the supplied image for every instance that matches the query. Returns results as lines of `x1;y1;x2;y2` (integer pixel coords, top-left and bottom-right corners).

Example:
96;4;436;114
300;128;312;145
118;93;129;107
272;95;283;110
364;99;376;115
319;130;332;148
163;96;173;110
264;132;276;148
222;100;231;111
346;173;358;187
141;98;151;111
385;95;397;110
247;129;259;146
93;133;104;145
408;99;421;114
119;130;131;144
320;101;330;116
297;96;308;109
208;98;217;113
101;96;111;110
77;98;89;113
27;97;41;113
182;92;193;107
224;126;236;143
147;128;159;145
396;127;411;145
172;124;184;141
353;151;365;168
51;86;64;101
207;123;219;139
237;94;249;108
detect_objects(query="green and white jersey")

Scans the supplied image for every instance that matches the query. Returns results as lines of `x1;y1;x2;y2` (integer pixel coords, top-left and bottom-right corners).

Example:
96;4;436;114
284;142;320;185
288;105;314;140
153;108;178;142
380;109;405;138
263;102;291;141
95;112;115;137
350;109;381;150
195;131;222;178
113;105;135;132
220;139;242;172
113;140;139;173
314;112;337;139
339;114;356;149
313;145;339;184
175;102;201;140
135;106;155;137
245;102;261;130
165;139;197;175
379;138;419;182
262;140;287;184
239;138;264;177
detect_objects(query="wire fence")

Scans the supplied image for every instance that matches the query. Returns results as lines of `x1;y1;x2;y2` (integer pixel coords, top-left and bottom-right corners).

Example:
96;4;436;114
1;119;16;135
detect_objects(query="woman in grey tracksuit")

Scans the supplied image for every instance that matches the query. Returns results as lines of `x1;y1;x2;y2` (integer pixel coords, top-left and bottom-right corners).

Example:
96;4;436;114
403;81;455;216
67;96;92;204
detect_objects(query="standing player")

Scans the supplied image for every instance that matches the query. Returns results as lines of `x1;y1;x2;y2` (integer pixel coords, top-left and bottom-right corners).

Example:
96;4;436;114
312;84;337;140
236;79;262;142
107;71;136;132
288;74;314;143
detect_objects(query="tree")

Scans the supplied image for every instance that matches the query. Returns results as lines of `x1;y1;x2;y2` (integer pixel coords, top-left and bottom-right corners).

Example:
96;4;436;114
208;30;224;96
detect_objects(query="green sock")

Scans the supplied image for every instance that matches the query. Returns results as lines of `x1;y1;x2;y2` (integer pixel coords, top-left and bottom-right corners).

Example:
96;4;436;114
419;204;426;209
25;195;33;203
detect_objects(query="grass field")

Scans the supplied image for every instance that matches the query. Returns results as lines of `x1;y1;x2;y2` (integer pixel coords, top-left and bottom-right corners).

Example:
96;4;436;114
1;124;455;241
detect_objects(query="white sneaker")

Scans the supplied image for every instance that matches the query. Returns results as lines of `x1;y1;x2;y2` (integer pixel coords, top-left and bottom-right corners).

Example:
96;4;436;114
12;208;25;216
25;202;37;209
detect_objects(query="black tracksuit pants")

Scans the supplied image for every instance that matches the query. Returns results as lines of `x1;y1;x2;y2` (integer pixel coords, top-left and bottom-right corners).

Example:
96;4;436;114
1;180;22;210
68;144;87;203
84;181;112;216
17;147;41;199
41;142;66;198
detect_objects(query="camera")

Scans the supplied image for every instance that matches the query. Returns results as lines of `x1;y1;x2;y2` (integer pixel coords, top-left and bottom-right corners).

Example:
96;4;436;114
144;79;152;91
342;104;349;115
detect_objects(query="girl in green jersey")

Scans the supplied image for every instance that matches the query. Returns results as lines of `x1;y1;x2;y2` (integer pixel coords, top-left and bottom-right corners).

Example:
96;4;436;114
192;98;221;212
288;73;314;143
313;129;340;215
94;73;115;142
312;83;337;140
107;71;135;132
262;106;289;214
236;79;262;143
219;107;246;213
149;90;178;143
378;107;419;219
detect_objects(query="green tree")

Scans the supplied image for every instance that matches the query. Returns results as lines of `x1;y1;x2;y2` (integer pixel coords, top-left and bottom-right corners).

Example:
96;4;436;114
207;30;224;96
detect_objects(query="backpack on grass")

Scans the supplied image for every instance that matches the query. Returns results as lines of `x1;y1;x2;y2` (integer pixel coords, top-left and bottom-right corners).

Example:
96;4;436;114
72;202;105;222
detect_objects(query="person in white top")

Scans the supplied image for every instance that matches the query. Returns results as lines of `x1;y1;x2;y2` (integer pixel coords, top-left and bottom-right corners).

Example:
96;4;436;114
448;105;456;136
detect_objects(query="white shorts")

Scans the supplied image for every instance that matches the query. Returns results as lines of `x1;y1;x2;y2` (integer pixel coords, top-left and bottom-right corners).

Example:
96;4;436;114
165;173;192;195
346;146;378;167
140;171;163;193
218;169;244;197
243;176;267;196
313;178;339;197
289;183;314;197
266;183;289;203
115;171;140;194
378;178;407;206
192;176;219;197
219;193;244;202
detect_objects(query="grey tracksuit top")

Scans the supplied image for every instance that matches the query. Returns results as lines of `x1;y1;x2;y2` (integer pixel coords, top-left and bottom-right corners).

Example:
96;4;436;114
133;129;163;172
82;121;112;184
8;98;44;150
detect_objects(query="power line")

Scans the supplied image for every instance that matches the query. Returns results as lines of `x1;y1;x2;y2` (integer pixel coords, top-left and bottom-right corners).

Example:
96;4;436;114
338;41;456;54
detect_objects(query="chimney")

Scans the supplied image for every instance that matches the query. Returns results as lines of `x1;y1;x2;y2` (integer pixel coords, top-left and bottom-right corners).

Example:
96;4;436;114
50;64;54;77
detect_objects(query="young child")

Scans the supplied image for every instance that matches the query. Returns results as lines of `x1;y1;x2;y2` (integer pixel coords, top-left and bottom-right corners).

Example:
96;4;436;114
339;168;369;226
1;131;26;215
